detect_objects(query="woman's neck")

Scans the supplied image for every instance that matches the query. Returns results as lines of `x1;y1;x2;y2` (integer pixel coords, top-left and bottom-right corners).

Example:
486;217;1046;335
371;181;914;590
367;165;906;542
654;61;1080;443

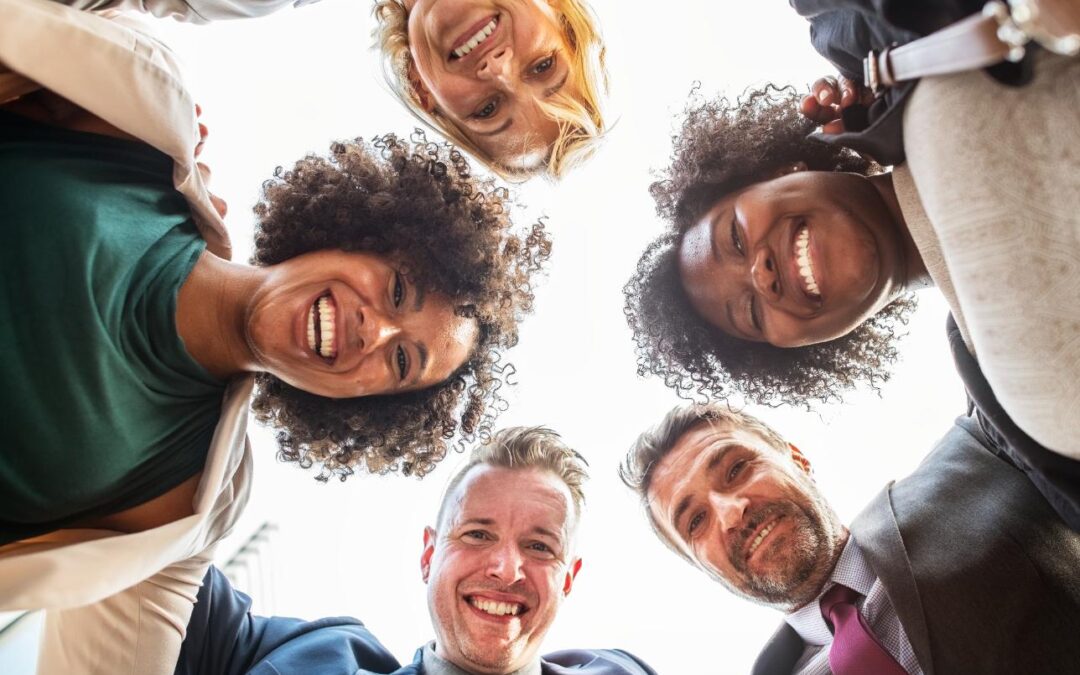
176;252;263;380
869;171;933;292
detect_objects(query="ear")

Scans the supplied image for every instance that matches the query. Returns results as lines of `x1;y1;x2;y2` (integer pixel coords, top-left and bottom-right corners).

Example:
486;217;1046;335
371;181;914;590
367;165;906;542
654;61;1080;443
788;443;813;477
420;526;436;583
770;161;808;179
562;557;582;597
407;63;436;113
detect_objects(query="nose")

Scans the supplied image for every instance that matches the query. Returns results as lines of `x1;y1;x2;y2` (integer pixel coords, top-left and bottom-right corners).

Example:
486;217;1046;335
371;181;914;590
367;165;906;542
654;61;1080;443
708;490;749;532
750;246;781;302
360;311;402;354
477;46;512;84
486;542;525;584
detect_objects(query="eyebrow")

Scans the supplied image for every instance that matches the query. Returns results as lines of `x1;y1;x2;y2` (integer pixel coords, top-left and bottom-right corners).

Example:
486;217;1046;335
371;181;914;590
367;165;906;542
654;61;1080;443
412;342;430;384
460;517;496;528
671;445;736;535
530;525;562;541
411;283;427;312
709;209;726;264
471;71;570;139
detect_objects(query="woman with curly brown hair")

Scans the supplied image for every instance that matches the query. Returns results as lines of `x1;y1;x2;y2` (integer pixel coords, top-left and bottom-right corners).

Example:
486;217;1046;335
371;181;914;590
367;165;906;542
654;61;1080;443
0;6;547;667
626;79;1080;470
625;86;926;408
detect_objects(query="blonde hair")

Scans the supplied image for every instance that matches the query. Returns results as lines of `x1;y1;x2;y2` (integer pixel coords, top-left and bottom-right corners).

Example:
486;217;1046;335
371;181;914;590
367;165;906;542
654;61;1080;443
372;0;608;180
436;426;589;529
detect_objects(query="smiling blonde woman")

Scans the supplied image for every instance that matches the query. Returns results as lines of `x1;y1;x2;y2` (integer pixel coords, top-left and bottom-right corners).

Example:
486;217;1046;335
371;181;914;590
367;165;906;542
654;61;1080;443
374;0;608;180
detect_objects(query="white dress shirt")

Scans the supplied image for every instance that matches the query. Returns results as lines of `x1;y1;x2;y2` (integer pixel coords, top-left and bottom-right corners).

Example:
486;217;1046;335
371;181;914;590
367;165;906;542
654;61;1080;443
784;535;923;675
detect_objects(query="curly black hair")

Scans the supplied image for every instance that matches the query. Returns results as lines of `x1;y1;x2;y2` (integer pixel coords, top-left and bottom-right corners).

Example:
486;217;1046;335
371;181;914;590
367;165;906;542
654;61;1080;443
250;131;551;480
624;86;916;407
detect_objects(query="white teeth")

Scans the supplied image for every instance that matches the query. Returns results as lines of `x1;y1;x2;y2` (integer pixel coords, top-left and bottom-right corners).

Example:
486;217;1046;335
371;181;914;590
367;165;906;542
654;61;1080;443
795;227;820;296
470;597;522;617
310;295;336;359
749;521;776;556
452;18;498;58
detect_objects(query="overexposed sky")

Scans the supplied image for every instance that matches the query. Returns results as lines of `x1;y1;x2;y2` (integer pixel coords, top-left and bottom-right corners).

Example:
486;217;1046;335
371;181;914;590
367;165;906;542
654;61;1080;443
148;2;968;672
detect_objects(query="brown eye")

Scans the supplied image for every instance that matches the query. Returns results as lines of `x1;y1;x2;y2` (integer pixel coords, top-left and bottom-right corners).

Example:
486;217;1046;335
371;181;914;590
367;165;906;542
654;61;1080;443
731;216;745;256
393;272;404;307
531;54;555;75
473;99;498;119
728;459;747;482
396;345;408;380
688;511;705;536
749;296;763;333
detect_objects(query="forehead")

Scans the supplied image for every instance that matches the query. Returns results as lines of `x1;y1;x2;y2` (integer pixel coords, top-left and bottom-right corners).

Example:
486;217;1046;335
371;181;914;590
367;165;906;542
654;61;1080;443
414;294;479;383
445;465;573;531
647;420;779;517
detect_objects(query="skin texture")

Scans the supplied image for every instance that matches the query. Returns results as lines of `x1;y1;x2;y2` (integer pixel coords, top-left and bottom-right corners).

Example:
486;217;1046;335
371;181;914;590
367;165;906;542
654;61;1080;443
421;465;582;674
176;249;478;399
677;166;925;348
647;420;847;612
404;0;579;166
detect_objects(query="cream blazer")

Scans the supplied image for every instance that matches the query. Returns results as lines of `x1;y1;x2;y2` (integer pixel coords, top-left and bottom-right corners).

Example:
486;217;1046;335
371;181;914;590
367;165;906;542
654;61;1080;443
895;51;1080;460
55;0;319;24
0;1;255;672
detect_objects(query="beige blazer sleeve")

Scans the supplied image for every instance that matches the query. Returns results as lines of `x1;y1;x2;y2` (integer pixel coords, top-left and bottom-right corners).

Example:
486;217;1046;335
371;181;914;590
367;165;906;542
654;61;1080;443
47;0;320;24
0;0;231;258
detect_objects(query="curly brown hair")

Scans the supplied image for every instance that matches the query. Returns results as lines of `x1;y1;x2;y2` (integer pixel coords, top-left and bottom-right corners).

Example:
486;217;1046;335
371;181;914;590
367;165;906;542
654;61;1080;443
250;131;551;480
624;86;916;407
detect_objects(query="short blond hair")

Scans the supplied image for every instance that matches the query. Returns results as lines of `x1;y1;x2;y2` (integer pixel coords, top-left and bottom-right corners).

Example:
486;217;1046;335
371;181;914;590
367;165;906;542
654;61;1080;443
437;426;589;529
372;0;608;180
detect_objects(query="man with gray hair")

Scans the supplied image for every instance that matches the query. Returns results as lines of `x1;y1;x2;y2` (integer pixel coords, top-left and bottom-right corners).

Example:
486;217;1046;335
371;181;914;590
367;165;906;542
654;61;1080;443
174;427;656;675
621;404;1080;674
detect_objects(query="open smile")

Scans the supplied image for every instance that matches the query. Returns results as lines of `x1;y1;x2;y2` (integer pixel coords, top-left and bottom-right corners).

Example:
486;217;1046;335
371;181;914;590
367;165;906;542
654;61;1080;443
449;14;500;60
465;593;529;622
306;292;338;362
744;514;784;565
789;220;822;303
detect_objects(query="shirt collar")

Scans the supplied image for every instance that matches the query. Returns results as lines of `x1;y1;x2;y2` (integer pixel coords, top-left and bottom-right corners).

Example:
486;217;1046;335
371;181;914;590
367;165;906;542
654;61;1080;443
784;534;877;646
421;641;542;675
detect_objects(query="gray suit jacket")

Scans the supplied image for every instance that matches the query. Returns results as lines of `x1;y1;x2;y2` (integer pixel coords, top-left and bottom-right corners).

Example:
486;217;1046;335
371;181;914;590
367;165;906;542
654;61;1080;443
752;417;1080;675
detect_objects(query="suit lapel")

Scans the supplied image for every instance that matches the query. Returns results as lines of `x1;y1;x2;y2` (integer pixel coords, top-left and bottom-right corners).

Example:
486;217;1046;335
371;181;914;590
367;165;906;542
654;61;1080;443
850;484;933;675
751;623;803;675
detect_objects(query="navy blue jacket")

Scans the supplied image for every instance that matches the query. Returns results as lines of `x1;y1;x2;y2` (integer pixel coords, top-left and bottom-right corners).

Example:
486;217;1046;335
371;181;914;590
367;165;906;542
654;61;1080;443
176;568;657;675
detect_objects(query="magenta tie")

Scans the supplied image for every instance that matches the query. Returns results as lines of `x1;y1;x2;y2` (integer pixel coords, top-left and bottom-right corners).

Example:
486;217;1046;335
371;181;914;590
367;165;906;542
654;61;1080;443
820;584;908;675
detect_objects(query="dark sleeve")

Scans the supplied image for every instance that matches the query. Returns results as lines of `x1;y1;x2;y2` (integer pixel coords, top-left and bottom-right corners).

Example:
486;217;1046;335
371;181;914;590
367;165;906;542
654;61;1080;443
947;314;1080;532
175;567;401;675
542;648;659;675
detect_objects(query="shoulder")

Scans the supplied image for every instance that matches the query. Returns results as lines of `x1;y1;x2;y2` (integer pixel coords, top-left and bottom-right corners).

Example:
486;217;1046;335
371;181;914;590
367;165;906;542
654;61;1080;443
541;648;658;675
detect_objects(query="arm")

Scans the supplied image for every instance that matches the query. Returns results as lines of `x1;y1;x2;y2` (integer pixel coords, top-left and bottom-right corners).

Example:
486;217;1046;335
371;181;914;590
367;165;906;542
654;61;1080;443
35;555;212;675
177;567;402;675
46;0;316;23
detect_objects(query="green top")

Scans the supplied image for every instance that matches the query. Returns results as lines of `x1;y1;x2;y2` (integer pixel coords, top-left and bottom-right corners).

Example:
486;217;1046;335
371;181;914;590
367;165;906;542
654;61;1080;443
0;110;225;545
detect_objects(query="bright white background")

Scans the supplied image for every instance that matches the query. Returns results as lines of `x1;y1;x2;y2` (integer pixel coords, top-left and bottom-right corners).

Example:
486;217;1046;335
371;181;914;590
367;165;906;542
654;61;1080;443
151;2;967;672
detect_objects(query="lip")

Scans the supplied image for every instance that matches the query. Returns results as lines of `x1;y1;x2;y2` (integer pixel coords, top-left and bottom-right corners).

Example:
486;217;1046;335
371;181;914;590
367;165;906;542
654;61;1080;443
448;14;502;65
785;219;824;307
447;13;496;59
299;288;341;365
463;592;530;623
743;514;784;566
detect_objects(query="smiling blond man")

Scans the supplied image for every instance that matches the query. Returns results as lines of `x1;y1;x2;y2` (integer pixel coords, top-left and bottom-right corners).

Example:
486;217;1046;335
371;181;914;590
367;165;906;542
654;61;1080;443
621;404;1080;675
175;427;656;675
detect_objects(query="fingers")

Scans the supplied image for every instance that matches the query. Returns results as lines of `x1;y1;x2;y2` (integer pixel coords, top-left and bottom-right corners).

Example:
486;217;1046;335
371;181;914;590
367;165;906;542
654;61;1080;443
811;76;840;107
195;122;208;157
209;193;228;219
197;161;211;185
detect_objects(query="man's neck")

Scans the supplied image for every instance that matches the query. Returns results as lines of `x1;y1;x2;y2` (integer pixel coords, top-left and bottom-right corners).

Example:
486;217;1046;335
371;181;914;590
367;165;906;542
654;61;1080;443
423;642;542;675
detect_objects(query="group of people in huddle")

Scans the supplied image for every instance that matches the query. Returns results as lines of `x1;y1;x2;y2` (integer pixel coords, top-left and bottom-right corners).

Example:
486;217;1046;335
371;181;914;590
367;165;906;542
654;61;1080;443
1;0;1078;673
